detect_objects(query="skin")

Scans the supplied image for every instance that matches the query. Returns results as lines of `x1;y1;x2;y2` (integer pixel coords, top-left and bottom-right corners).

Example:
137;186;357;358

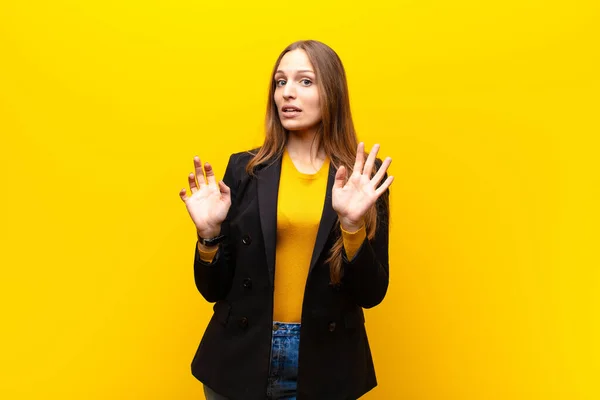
179;49;394;243
333;142;393;232
273;49;325;173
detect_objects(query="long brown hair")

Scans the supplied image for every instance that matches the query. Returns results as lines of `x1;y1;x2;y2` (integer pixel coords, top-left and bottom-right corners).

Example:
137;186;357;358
246;40;386;284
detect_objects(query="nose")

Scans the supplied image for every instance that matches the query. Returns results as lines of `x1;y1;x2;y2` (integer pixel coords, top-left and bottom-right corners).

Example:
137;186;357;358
282;81;296;99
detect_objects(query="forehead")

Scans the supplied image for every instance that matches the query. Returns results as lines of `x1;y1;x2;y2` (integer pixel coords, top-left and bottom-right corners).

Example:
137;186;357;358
276;49;314;74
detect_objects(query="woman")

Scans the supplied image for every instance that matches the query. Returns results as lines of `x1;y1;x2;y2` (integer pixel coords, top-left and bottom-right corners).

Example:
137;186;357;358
179;40;394;400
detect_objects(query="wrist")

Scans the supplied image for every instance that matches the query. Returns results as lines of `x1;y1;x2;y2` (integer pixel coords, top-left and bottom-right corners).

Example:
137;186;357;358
196;226;221;240
196;228;226;248
339;217;365;233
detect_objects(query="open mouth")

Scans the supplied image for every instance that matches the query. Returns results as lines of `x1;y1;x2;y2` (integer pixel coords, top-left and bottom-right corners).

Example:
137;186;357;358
282;106;302;114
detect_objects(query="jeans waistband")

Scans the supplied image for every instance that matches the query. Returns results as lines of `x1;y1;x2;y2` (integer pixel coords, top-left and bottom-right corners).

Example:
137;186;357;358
272;321;301;336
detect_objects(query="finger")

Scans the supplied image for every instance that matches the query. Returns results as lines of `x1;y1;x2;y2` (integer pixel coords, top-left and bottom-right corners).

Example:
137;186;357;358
363;143;380;177
194;156;207;188
375;175;394;197
218;180;232;205
218;180;230;196
352;142;365;175
179;188;188;202
205;162;217;186
334;166;347;189
188;172;199;193
371;157;392;187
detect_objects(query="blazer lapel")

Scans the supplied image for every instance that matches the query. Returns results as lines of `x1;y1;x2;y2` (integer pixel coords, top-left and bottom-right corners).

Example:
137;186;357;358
256;157;282;288
308;162;338;276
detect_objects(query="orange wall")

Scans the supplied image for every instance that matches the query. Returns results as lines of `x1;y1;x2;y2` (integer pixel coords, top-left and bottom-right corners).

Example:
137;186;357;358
1;1;598;399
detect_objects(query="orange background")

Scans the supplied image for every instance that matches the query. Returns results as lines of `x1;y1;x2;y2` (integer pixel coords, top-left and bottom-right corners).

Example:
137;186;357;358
1;1;598;399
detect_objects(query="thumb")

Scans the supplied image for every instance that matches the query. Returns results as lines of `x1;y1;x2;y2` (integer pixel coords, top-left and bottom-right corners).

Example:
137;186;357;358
218;180;231;197
334;166;346;189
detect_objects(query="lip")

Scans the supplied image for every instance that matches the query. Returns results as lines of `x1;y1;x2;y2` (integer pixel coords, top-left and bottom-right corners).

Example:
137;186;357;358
281;105;302;112
281;105;302;119
281;111;301;119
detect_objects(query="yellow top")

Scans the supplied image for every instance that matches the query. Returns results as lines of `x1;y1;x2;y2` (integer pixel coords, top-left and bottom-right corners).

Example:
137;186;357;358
198;149;367;322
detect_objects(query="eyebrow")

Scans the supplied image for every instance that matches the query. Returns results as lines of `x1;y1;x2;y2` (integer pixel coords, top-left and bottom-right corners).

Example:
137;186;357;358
275;69;315;74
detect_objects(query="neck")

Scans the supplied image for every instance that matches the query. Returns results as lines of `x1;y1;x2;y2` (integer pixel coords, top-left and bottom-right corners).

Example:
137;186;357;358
286;128;325;163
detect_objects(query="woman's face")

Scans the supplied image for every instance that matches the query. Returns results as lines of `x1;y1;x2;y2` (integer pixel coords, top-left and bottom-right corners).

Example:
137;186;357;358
273;49;322;134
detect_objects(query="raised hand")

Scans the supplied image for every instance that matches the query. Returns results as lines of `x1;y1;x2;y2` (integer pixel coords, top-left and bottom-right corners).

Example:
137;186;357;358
179;156;231;238
332;143;394;231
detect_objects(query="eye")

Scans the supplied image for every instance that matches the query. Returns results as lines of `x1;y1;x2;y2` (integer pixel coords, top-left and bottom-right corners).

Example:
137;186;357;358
276;79;286;87
301;79;312;86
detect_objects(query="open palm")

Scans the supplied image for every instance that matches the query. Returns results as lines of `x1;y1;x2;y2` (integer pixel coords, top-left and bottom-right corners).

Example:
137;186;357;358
332;143;393;230
179;156;231;238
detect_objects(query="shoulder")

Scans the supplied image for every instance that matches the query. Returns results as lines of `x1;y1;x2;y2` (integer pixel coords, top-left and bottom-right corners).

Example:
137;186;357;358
224;148;267;181
229;147;260;163
226;147;260;169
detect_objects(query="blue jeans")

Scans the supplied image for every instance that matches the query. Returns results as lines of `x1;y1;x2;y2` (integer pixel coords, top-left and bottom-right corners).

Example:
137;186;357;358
203;322;300;400
266;322;300;399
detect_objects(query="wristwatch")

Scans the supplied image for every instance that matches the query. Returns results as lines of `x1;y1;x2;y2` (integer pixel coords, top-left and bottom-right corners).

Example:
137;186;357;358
197;232;226;247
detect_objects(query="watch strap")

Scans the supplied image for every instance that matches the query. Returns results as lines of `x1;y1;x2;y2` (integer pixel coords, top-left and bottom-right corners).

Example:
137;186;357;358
197;232;226;247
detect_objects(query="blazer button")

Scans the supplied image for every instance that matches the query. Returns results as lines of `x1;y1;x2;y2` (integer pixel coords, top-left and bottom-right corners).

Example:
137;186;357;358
242;235;252;245
328;321;336;332
239;317;249;329
243;278;252;289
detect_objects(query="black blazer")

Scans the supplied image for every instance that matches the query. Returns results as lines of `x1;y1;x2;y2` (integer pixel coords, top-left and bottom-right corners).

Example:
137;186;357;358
191;149;390;400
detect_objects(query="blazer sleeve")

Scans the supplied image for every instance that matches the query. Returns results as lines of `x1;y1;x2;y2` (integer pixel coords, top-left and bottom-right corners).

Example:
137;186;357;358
192;153;240;302
341;167;391;309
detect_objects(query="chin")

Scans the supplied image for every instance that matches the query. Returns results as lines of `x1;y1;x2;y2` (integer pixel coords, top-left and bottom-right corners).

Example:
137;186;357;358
281;122;305;131
281;120;320;133
284;125;307;132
